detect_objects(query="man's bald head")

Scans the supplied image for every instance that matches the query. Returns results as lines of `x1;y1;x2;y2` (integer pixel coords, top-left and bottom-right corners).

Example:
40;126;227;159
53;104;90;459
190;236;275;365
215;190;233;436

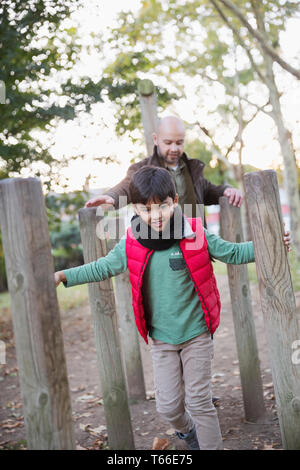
157;116;186;137
153;116;186;168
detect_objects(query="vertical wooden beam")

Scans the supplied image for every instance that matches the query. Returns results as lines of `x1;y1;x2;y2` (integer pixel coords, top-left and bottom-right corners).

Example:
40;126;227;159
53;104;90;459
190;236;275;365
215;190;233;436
0;178;75;450
110;217;146;402
78;208;135;450
219;197;266;422
137;79;159;156
244;170;300;449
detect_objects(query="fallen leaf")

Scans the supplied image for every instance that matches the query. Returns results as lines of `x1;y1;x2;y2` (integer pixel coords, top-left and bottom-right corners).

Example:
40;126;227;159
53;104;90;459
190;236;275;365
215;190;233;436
146;390;155;400
79;423;90;432
212;372;225;378
87;438;104;450
152;437;169;450
76;394;95;402
76;444;87;450
261;443;275;450
264;382;273;388
71;386;86;393
79;412;92;418
2;422;23;429
165;428;175;436
89;425;106;434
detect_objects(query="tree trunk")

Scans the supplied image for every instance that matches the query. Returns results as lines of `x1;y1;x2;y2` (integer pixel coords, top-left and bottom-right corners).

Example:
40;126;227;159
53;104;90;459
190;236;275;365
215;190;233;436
251;0;300;260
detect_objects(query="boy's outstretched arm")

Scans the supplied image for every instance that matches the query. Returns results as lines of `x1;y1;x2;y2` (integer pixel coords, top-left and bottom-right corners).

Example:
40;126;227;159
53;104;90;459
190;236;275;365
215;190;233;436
204;228;291;265
54;237;127;288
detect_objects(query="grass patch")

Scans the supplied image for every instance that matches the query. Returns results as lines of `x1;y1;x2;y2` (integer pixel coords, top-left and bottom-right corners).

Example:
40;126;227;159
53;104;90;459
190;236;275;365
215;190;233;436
213;259;258;283
56;283;89;314
0;283;89;321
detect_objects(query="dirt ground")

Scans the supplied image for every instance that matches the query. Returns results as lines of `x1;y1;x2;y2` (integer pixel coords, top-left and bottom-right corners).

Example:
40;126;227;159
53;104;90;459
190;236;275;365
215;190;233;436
1;273;300;451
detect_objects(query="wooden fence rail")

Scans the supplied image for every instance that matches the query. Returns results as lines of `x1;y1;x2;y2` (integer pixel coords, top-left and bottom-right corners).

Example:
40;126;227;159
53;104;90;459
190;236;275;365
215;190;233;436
219;196;266;422
0;177;75;449
78;207;135;450
110;216;146;401
244;170;300;449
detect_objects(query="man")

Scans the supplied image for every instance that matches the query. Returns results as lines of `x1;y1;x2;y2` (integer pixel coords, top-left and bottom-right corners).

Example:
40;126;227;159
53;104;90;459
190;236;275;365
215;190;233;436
85;115;243;225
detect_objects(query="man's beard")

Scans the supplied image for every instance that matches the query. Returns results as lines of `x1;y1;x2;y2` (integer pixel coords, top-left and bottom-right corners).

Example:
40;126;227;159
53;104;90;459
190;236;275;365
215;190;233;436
157;145;183;165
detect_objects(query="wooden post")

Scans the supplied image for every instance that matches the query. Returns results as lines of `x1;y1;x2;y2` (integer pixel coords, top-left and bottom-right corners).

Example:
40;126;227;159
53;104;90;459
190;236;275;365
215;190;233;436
78;208;135;450
219;197;266;422
137;79;159;156
109;217;146;402
244;170;300;449
0;178;75;450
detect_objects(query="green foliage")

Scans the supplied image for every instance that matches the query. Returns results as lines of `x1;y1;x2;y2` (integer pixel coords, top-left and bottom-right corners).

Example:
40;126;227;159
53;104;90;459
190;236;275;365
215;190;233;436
184;139;228;186
45;190;87;231
99;0;299;145
45;190;87;270
0;0;104;180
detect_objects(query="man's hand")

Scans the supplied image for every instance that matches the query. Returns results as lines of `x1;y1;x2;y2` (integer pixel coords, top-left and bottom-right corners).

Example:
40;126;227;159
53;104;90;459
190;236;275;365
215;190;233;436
54;271;66;287
223;188;243;207
84;195;115;209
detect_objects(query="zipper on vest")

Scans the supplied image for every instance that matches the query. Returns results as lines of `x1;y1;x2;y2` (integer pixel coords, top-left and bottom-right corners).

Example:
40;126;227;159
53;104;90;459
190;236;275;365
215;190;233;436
137;249;152;290
137;249;153;333
181;251;214;340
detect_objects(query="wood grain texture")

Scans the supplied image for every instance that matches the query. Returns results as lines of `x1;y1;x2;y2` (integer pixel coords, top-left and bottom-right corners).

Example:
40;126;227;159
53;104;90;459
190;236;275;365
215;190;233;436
219;197;266;422
110;217;146;401
244;170;300;449
138;79;158;156
78;208;135;450
0;178;75;449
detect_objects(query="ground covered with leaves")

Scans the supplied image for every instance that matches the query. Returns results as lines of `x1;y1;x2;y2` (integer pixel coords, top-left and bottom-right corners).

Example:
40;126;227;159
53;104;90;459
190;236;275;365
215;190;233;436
1;273;299;451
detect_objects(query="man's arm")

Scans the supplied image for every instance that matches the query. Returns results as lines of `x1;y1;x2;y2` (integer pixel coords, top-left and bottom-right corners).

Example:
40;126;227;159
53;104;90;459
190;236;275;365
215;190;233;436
85;159;147;209
202;177;243;207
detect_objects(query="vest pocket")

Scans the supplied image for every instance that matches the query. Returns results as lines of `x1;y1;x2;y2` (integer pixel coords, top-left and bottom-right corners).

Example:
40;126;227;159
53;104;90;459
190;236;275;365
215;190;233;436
169;257;186;271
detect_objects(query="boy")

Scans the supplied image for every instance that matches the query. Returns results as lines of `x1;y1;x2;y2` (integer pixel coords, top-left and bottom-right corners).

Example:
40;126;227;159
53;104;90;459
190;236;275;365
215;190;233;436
55;166;291;450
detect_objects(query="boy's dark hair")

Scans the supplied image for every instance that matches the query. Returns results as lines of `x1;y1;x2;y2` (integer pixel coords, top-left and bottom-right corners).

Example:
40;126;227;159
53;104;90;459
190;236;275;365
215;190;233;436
129;166;176;204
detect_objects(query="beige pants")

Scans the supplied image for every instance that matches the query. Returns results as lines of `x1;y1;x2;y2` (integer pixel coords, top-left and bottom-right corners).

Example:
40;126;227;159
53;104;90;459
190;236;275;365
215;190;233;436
150;331;223;450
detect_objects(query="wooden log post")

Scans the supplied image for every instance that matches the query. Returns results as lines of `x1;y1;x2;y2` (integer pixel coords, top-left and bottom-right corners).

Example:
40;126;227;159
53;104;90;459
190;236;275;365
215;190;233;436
137;79;159;156
219;197;266;422
0;178;75;450
78;208;135;450
109;217;146;402
244;170;300;449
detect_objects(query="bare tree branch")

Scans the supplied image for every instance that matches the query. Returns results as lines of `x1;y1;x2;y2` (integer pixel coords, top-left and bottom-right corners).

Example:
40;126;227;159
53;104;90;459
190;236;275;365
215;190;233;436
216;0;300;80
201;71;272;116
209;0;267;84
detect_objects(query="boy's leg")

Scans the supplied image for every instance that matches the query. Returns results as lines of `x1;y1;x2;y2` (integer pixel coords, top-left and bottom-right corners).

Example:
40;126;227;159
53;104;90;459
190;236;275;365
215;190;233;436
180;332;223;450
150;338;194;434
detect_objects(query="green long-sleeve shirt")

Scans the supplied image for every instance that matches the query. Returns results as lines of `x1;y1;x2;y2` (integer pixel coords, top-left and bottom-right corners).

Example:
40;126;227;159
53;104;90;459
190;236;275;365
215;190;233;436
63;227;254;344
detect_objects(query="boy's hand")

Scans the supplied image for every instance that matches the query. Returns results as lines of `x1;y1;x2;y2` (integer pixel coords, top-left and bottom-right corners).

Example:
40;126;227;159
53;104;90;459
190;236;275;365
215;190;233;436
283;228;291;252
54;271;66;287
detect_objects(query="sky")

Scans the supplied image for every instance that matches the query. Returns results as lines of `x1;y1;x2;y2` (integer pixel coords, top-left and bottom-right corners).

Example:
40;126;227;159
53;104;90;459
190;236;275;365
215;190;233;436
21;0;300;193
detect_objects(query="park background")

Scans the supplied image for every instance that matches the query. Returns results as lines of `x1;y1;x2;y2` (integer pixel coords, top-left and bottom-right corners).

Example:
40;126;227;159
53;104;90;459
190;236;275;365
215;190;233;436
0;0;300;450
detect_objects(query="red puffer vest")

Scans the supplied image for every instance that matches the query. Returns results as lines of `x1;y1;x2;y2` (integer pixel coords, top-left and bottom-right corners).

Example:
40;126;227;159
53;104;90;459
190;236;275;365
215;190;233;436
125;217;221;344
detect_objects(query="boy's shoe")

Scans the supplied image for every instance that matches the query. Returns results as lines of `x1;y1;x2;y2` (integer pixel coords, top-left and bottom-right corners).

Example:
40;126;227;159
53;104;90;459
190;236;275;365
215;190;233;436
175;424;200;450
212;396;220;407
